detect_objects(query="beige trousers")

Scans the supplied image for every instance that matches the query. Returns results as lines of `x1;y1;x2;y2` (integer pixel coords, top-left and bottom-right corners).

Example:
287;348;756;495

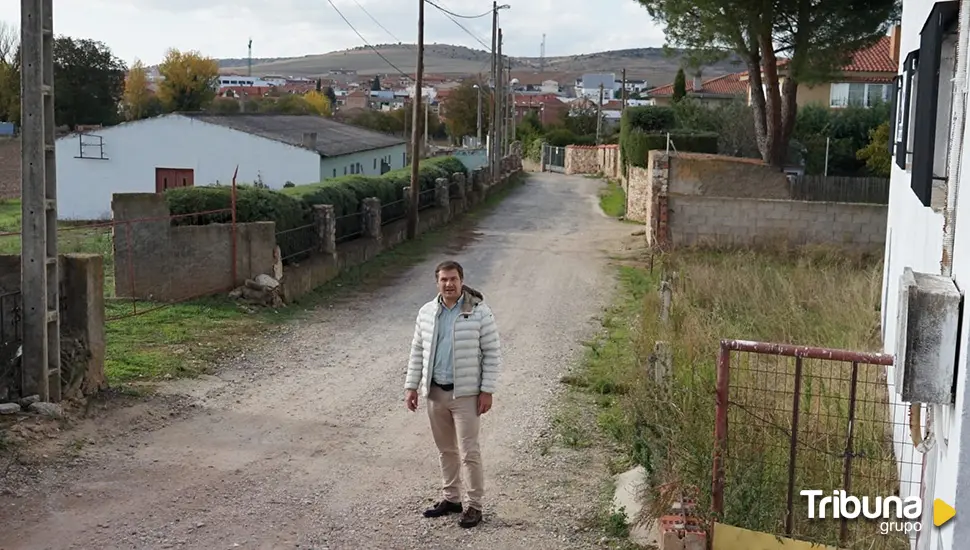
427;385;484;510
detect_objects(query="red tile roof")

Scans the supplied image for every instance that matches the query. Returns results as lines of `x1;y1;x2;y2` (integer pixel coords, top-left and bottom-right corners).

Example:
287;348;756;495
843;36;897;72
649;71;748;98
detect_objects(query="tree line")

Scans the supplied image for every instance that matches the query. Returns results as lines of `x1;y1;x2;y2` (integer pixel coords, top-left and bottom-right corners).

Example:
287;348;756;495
0;21;333;131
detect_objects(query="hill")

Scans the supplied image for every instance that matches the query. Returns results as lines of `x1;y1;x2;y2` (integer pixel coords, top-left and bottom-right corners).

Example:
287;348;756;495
218;43;746;87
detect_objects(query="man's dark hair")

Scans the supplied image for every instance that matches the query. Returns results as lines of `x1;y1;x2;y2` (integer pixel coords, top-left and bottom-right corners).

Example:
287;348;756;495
435;260;464;280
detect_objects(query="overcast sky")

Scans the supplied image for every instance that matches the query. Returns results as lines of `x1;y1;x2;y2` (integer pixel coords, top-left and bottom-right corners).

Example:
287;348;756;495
0;0;667;66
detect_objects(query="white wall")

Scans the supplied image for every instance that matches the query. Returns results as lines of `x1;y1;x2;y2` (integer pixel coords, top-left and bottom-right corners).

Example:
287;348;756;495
882;1;970;549
319;143;408;180
55;114;320;220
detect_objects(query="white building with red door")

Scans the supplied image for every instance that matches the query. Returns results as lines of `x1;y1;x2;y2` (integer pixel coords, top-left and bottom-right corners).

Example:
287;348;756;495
54;112;407;220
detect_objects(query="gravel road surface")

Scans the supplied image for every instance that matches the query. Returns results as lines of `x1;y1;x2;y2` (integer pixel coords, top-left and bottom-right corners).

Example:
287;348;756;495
0;172;636;550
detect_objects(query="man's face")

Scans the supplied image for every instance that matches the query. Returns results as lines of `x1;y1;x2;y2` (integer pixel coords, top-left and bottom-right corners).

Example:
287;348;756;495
437;268;462;300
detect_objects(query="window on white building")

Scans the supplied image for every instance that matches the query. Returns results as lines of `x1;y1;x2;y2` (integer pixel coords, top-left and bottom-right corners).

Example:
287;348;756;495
829;82;891;108
909;0;960;208
895;50;919;171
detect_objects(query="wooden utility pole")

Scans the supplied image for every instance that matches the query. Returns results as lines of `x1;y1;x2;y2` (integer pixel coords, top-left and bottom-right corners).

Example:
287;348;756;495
407;0;424;239
596;83;604;144
621;68;627;111
20;0;61;402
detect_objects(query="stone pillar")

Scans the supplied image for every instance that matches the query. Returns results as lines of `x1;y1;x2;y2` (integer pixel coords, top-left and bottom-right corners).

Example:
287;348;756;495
452;172;467;205
313;204;336;257
435;177;450;208
402;186;411;212
362;197;382;240
473;168;486;193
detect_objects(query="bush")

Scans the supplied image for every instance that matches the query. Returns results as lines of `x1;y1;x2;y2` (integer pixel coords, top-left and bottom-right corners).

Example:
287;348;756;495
623;106;677;133
544;128;596;147
622;128;719;168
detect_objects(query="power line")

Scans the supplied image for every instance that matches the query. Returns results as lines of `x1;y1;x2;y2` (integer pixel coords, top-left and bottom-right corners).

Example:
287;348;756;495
325;0;414;81
426;1;491;51
350;0;402;43
425;0;492;19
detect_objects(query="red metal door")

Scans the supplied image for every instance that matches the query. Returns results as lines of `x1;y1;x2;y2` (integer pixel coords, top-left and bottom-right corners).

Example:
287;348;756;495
155;168;195;193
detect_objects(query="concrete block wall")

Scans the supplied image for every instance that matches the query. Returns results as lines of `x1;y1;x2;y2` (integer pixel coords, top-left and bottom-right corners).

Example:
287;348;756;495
0;254;106;402
668;195;887;252
111;193;276;302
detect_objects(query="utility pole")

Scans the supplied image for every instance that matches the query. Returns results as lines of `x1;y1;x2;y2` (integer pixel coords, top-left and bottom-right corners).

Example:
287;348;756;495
407;0;424;239
475;84;482;145
248;39;253;77
496;29;503;168
21;0;61;402
424;95;429;149
596;83;604;144
621;68;627;112
489;1;497;178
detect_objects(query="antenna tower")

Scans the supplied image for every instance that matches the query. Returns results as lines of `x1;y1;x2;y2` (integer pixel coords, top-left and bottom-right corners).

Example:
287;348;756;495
540;34;546;73
247;38;253;76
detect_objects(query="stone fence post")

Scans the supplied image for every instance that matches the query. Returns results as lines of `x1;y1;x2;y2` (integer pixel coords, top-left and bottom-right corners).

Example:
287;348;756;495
435;177;450;208
362;197;382;241
313;204;336;257
452;172;467;206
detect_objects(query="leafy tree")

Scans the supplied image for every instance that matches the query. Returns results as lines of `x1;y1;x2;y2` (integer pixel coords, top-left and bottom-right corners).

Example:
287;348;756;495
122;59;162;121
208;97;241;114
315;78;322;92
371;75;381;91
441;80;491;143
637;0;900;168
672;68;686;103
157;49;219;112
303;90;332;116
323;86;337;106
857;122;891;177
53;36;127;128
0;21;18;124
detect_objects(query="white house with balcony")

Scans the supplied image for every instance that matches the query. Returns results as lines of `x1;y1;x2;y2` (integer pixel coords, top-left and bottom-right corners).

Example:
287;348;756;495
881;1;970;549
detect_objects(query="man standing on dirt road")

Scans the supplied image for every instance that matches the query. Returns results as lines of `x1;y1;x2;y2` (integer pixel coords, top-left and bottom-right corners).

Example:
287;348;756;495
404;260;502;529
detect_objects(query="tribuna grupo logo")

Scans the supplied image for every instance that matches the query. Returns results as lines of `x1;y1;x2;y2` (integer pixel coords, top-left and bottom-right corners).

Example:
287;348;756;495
801;490;923;535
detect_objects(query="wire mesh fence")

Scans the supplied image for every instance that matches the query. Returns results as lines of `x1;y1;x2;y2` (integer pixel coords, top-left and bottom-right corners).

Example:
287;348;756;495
335;210;365;244
381;199;408;225
714;341;917;550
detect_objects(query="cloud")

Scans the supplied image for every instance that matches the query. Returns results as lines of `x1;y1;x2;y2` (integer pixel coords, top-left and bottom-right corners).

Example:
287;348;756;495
0;0;668;65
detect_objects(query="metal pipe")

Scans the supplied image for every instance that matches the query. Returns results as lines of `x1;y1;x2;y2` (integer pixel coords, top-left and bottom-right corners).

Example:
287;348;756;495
720;339;895;365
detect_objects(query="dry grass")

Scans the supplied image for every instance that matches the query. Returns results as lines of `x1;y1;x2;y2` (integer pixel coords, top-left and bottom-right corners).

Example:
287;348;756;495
561;245;909;549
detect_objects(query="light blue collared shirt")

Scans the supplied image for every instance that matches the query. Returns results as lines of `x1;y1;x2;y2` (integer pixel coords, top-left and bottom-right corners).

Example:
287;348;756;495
431;295;463;385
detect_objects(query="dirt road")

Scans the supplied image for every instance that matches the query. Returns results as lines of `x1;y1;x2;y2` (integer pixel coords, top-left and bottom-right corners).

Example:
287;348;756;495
1;172;636;550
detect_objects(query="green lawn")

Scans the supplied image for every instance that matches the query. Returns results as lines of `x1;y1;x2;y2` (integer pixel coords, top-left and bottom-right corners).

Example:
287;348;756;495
598;180;626;218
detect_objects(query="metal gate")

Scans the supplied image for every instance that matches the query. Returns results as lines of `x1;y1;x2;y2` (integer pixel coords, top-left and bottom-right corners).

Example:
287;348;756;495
1;290;23;398
542;144;565;173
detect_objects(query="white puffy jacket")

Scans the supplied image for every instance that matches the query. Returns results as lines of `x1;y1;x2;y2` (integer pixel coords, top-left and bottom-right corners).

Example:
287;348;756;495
404;285;502;398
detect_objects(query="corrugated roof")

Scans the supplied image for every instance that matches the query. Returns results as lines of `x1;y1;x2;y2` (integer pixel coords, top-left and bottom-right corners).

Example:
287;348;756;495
649;71;748;98
180;113;406;157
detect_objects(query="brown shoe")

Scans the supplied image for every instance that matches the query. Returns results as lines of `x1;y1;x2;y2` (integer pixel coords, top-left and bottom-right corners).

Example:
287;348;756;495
458;506;482;528
423;499;462;518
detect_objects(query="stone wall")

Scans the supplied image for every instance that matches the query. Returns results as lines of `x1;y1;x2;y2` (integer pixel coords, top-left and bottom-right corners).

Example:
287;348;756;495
667;195;887;252
667;152;790;198
280;153;524;303
0;254;106;402
626;165;652;224
111;193;277;302
563;144;620;178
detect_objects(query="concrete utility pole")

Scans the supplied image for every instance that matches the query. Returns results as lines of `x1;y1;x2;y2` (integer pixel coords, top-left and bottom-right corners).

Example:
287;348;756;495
21;0;61;402
407;0;424;239
596;82;604;144
489;2;497;174
496;28;503;172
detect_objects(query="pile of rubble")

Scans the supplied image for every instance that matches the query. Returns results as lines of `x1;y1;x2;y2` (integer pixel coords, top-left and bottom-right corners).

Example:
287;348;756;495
228;274;283;309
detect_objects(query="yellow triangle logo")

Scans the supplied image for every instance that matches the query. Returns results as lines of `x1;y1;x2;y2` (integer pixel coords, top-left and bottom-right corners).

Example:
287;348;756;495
934;499;956;527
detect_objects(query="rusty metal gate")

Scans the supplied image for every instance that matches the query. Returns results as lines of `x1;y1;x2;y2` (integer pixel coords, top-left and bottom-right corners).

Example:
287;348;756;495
542;144;565;173
712;339;919;550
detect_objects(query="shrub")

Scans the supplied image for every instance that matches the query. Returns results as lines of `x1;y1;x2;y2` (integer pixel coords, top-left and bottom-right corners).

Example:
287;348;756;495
624;106;677;133
622;128;719;168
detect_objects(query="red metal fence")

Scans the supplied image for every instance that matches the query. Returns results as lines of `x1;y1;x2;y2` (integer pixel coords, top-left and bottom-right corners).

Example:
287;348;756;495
713;340;919;549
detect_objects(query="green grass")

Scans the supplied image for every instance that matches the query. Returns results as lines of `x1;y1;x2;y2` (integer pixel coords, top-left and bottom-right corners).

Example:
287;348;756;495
0;199;20;232
556;246;905;550
598;180;626;218
102;172;528;386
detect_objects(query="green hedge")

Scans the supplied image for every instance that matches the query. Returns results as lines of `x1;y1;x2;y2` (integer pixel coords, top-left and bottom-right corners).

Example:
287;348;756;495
164;156;469;260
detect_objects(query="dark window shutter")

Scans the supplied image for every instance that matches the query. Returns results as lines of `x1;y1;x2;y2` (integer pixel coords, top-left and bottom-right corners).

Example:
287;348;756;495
911;1;960;206
897;50;919;170
889;75;900;157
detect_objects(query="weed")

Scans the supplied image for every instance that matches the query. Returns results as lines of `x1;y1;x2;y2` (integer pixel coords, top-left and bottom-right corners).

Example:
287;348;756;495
598;180;626;218
564;246;903;549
